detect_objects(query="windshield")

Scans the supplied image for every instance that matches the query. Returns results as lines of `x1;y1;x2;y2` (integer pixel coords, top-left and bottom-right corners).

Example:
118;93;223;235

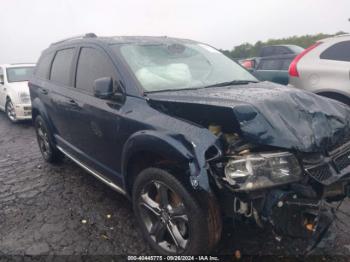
6;67;34;83
115;43;257;92
289;45;305;54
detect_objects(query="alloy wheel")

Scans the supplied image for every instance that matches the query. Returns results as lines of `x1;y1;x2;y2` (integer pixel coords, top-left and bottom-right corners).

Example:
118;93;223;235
6;100;16;122
138;180;190;253
36;120;51;159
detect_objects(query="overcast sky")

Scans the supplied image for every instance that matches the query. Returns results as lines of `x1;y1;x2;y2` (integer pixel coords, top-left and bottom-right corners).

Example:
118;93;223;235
1;0;349;64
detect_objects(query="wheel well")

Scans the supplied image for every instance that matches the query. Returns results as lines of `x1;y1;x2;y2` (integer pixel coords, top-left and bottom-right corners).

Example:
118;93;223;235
316;92;350;106
125;151;187;196
32;108;40;121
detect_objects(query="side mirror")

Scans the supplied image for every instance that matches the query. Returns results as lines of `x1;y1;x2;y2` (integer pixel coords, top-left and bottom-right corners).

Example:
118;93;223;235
93;77;114;99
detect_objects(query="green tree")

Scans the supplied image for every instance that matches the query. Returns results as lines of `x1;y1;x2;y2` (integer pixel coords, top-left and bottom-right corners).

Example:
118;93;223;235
223;31;347;59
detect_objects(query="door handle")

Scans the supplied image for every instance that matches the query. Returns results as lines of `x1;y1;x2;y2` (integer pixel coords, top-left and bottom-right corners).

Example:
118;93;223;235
40;88;48;95
68;99;80;107
69;99;77;104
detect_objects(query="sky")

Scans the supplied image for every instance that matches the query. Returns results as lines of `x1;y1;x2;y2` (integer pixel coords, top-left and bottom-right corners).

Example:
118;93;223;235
1;0;349;64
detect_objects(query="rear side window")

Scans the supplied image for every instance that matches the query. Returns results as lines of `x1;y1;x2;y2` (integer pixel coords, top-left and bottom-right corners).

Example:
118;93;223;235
36;53;54;79
50;48;75;86
257;59;282;70
75;47;116;93
320;41;350;62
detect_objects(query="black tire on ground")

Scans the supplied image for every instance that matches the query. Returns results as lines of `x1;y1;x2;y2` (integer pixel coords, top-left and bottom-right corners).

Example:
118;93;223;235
132;167;222;255
5;99;17;123
34;115;63;164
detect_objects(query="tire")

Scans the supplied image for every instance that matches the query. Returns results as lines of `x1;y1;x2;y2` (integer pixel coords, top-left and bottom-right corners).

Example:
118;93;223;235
34;115;63;163
5;99;17;123
132;167;222;255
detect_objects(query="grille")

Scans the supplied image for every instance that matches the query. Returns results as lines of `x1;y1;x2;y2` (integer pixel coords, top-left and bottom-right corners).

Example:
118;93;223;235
307;164;332;182
23;106;31;111
334;152;350;171
329;133;350;152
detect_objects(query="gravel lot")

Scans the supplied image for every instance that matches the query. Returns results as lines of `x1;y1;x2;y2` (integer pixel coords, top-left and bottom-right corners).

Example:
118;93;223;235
0;112;350;259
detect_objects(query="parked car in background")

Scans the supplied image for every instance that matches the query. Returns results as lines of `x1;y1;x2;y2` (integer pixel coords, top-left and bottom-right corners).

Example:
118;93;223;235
239;45;304;85
289;34;350;106
30;34;350;255
0;63;35;122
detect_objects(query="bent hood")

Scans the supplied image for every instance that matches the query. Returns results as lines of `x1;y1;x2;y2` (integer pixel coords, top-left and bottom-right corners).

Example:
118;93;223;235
147;82;350;153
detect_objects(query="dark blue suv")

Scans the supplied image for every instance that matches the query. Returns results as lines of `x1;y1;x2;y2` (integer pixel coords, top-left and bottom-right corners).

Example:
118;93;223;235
30;33;350;255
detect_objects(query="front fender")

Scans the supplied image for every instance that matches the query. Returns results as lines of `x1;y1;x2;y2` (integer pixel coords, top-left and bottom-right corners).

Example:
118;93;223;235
121;130;218;191
6;87;20;105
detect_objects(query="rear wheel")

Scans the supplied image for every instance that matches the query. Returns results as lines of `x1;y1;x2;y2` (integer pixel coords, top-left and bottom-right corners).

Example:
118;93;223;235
132;167;221;255
34;115;63;163
5;99;17;123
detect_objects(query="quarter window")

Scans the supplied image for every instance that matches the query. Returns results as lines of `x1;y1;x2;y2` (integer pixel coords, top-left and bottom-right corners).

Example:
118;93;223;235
75;47;116;93
50;48;75;86
320;41;350;62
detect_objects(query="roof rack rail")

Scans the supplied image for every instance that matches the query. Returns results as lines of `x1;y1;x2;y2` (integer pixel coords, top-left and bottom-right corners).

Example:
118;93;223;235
334;33;350;38
51;33;97;46
10;63;35;65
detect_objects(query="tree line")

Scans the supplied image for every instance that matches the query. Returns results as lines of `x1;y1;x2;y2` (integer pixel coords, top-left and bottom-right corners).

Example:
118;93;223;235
220;31;347;59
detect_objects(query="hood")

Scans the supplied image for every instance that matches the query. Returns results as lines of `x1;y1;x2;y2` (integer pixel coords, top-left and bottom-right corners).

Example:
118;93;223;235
7;81;30;94
147;82;350;153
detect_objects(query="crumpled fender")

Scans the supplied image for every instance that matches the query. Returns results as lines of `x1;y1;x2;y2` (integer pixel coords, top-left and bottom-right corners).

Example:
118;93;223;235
121;129;220;191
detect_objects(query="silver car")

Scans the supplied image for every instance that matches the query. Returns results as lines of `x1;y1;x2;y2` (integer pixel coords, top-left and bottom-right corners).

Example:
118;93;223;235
289;34;350;106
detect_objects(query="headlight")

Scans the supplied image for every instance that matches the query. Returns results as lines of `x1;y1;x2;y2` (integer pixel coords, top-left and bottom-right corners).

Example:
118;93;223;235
19;92;30;104
224;152;302;191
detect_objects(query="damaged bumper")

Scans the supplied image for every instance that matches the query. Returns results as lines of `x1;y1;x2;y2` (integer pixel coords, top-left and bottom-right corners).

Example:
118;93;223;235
210;141;350;251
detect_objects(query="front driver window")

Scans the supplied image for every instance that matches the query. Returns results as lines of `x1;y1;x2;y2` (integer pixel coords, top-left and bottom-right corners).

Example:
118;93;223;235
75;47;116;94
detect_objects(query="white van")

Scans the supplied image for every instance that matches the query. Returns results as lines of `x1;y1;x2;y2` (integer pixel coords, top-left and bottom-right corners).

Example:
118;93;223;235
0;64;35;122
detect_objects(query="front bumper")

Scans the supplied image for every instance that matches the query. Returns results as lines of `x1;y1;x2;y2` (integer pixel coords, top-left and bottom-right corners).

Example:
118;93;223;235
14;103;32;120
211;142;350;251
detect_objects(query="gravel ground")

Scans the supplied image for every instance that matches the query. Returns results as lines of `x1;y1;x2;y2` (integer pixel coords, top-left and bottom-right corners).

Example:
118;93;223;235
0;112;350;259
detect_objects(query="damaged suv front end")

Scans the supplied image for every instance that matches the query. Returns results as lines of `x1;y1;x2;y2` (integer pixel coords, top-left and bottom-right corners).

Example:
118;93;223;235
144;80;350;252
117;38;350;253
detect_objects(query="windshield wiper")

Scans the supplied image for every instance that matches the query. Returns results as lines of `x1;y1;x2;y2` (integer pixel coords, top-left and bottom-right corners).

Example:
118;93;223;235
203;80;259;89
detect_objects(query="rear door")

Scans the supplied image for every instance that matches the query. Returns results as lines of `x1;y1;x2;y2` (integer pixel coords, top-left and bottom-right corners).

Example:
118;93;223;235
62;45;125;182
318;40;350;90
254;56;292;85
46;47;78;141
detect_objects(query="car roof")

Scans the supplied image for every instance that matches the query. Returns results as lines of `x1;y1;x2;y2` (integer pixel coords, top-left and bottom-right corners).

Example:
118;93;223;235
319;34;350;43
261;44;300;48
47;34;199;51
0;63;35;68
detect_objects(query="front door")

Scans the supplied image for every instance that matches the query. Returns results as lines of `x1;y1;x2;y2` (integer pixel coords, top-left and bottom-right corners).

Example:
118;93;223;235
65;46;125;183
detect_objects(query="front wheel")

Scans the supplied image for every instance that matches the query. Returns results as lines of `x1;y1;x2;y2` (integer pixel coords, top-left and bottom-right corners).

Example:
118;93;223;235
132;167;222;255
5;99;17;123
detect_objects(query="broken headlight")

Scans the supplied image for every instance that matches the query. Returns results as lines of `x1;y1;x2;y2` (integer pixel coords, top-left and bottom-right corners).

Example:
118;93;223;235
224;152;302;191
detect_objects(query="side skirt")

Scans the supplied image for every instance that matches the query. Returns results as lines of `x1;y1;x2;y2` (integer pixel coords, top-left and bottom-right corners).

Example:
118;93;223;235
57;146;126;195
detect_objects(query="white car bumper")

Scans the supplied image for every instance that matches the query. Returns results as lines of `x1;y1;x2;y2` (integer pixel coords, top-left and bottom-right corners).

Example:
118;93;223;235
14;103;32;120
